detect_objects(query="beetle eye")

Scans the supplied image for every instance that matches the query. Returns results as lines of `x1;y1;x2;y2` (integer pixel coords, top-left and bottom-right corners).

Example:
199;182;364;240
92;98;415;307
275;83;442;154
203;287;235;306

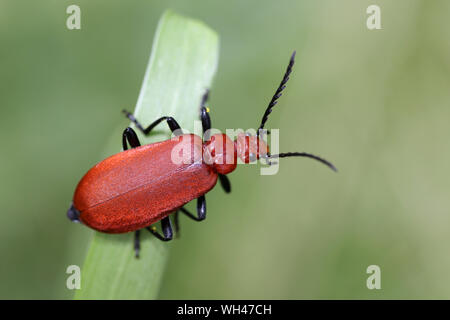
67;204;81;223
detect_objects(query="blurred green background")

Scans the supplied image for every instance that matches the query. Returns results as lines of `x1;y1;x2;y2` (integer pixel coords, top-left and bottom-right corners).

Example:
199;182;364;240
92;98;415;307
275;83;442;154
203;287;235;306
1;0;450;299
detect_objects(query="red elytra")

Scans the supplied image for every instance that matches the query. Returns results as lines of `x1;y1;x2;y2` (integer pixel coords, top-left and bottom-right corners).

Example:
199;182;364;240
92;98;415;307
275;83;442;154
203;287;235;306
71;133;267;233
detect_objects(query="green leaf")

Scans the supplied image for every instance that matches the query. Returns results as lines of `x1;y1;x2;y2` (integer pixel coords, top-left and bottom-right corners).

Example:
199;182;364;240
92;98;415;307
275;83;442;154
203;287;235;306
74;10;219;300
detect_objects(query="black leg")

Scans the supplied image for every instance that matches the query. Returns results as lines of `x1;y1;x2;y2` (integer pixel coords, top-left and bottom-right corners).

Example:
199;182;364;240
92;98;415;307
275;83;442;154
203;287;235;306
174;196;206;238
179;196;206;221
146;216;173;241
174;211;180;238
199;90;212;140
123;110;182;136
134;230;141;259
122;127;141;150
218;174;231;193
197;195;206;220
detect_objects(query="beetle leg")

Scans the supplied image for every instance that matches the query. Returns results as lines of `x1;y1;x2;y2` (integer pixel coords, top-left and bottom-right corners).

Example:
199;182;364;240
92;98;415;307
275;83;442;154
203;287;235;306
174;210;180;238
218;174;231;193
122;127;141;150
179;207;201;221
134;230;141;259
179;195;206;221
200;89;211;140
122;110;183;136
146;216;173;241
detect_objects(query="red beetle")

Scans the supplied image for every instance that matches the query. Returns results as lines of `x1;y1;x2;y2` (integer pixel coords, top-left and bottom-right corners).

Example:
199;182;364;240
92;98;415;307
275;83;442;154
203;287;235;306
67;52;336;257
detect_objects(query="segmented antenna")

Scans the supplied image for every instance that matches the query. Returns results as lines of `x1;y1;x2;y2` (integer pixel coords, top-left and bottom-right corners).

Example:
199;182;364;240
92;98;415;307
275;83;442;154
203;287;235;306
270;152;337;172
258;51;296;135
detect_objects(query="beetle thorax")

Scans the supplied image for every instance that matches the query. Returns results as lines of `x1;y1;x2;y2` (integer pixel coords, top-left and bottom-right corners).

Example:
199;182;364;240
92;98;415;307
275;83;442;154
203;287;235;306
203;134;237;174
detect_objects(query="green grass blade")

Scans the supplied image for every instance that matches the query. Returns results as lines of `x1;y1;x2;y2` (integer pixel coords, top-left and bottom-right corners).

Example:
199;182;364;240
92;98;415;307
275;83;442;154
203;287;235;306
74;10;219;300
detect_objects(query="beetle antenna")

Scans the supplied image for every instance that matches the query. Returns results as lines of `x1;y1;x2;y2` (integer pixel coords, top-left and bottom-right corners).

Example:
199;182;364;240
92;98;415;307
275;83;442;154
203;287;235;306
258;51;296;136
270;152;337;172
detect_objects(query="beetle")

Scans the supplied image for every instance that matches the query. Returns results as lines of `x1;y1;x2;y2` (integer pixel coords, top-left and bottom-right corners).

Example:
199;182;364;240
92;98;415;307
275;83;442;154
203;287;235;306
67;51;336;257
